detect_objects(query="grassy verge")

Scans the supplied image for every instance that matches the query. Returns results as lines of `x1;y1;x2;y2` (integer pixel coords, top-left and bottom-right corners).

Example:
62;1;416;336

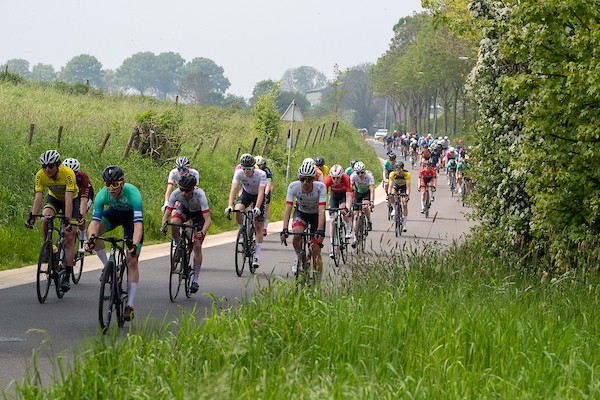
9;240;600;399
0;82;379;270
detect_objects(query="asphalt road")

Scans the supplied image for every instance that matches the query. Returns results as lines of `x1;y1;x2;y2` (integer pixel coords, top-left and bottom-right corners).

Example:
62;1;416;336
0;139;475;394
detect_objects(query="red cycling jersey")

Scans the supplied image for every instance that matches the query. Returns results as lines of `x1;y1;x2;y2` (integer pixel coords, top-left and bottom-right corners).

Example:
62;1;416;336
324;174;351;194
419;167;437;184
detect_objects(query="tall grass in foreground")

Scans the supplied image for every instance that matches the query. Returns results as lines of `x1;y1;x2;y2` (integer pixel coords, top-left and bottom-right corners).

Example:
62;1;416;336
10;240;600;399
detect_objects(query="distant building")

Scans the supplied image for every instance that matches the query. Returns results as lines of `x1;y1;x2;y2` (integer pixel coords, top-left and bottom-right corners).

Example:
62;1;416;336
305;86;333;106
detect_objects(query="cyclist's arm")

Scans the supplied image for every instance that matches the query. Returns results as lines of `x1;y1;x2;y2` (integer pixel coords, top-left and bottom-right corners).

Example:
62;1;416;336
64;191;74;221
282;202;293;230
164;184;174;205
87;220;100;239
317;204;326;232
31;191;44;216
227;182;239;209
79;195;88;220
369;184;375;200
255;185;265;209
200;210;211;236
132;221;143;248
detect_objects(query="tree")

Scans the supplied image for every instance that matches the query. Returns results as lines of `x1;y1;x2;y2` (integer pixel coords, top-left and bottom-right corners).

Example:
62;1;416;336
59;54;103;86
276;91;310;114
5;58;30;78
182;57;230;94
250;79;279;106
116;52;158;94
281;66;328;93
340;64;379;131
154;52;185;99
30;63;56;82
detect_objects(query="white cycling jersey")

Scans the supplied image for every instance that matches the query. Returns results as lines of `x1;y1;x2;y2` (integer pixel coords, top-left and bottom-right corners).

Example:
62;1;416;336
167;168;200;186
232;168;267;195
165;187;209;213
285;180;327;214
350;170;375;194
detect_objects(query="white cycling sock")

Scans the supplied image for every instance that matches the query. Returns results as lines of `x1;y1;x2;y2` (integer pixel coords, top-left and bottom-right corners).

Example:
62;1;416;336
127;283;137;308
255;243;262;260
194;264;201;282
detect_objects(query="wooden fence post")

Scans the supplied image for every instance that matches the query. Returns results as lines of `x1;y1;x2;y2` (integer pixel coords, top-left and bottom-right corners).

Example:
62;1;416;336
99;132;111;155
260;137;269;156
250;137;258;154
28;123;35;146
328;122;335;139
303;127;313;149
211;135;220;152
57;126;63;147
193;140;203;160
124;129;137;158
294;128;301;149
320;123;327;142
333;121;339;137
312;125;321;147
235;147;241;162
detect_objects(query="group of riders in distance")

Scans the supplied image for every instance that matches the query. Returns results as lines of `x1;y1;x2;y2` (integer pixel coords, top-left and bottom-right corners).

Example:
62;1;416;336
24;133;472;327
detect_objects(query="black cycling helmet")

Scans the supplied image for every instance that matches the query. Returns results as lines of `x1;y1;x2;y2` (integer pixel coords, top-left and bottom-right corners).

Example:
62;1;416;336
178;173;197;190
102;165;125;182
388;152;397;159
315;157;325;167
240;153;255;167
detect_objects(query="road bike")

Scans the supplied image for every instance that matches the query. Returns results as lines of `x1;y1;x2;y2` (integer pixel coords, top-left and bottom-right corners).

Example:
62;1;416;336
448;170;457;196
394;194;409;237
166;221;194;301
230;209;257;277
282;231;317;287
352;203;370;253
422;183;435;218
71;234;85;284
94;235;131;334
327;207;348;267
31;214;71;303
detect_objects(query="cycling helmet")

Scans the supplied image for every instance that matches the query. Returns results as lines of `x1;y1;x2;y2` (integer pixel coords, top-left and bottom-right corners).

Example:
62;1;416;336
388;153;397;159
353;161;366;172
449;147;455;152
302;157;315;166
254;155;266;167
102;165;125;182
395;161;404;169
40;150;60;165
330;164;344;178
62;157;80;172
240;153;255;167
315;157;325;167
178;173;197;189
175;156;190;168
350;160;357;167
298;162;316;177
423;160;432;166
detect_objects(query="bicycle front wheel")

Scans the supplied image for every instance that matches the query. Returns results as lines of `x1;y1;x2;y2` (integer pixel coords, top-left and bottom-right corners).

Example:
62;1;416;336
72;236;84;284
425;193;430;218
356;216;365;253
235;228;247;277
331;222;340;268
395;205;403;237
248;225;257;275
339;222;347;264
99;260;116;334
36;242;52;303
169;239;184;302
184;236;194;298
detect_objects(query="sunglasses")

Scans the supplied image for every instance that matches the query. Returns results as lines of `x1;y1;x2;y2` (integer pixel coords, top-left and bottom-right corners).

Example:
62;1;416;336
41;163;56;169
105;180;124;189
242;167;254;171
180;187;192;193
332;176;341;180
358;171;365;175
177;166;188;172
299;177;314;183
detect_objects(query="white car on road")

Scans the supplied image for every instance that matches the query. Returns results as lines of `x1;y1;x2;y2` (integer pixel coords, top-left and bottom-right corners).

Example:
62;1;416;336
374;129;388;140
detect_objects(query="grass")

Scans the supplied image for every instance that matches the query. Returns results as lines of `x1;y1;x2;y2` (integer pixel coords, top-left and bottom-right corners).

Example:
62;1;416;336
8;241;600;399
0;81;380;269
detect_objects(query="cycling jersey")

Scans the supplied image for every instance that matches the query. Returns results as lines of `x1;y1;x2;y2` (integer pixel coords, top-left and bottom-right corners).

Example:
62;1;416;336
92;183;144;224
350;171;375;194
35;165;79;201
75;170;94;199
232;168;267;195
323;174;351;194
285;181;327;214
165;187;209;215
167;168;200;186
419;168;437;184
383;160;395;179
446;159;458;172
388;170;411;187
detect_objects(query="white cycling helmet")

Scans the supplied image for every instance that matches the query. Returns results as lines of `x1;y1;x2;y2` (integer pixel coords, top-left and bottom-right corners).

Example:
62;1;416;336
353;161;366;172
240;153;255;167
449;147;455;152
298;162;316;177
254;155;266;167
330;164;344;178
40;150;60;165
175;156;190;168
302;157;315;166
62;157;80;172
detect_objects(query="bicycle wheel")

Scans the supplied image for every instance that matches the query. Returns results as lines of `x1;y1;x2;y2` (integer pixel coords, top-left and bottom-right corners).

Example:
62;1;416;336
387;202;392;221
450;177;456;196
184;235;194;298
425;192;430;218
356;215;365;252
54;256;65;299
395;204;403;237
235;228;247;277
116;253;127;328
331;221;340;268
99;260;116;334
169;238;184;302
248;225;258;274
72;236;84;284
339;221;347;264
36;241;52;303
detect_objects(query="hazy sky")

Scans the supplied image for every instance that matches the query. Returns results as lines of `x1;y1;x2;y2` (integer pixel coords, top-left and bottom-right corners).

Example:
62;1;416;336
2;1;423;98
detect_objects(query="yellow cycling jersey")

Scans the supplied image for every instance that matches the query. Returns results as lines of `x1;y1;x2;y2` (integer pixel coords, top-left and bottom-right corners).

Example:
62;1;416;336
35;165;79;201
388;170;411;187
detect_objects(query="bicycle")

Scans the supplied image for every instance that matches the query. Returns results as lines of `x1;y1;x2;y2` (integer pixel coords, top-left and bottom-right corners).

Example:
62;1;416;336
326;207;348;267
282;231;316;286
230;209;257;277
30;214;73;303
352;203;370;253
448;170;457;196
394;194;409;237
422;183;435;218
72;234;85;284
93;235;132;334
165;222;195;301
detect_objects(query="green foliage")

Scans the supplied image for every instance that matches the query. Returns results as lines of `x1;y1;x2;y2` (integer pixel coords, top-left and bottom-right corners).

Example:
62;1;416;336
250;87;281;149
58;54;103;87
0;69;26;84
53;81;104;97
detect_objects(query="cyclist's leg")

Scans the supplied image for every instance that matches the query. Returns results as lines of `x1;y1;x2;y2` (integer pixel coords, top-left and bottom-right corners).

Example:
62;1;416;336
253;201;265;266
191;217;206;288
41;196;58;241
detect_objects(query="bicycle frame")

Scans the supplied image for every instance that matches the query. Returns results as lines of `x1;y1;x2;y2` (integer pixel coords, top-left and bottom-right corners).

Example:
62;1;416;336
33;214;68;303
231;209;257;276
283;231;315;285
165;222;195;301
327;207;348;267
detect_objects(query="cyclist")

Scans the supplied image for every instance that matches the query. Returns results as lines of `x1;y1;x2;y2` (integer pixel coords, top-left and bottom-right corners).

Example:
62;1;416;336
163;156;200;212
62;157;94;257
350;161;375;246
160;173;211;294
382;152;397;212
225;153;266;269
25;150;80;292
345;160;357;176
315;156;329;177
324;164;353;257
280;163;326;281
302;158;324;182
387;161;411;232
446;156;458;189
86;166;144;322
418;160;437;213
419;145;432;166
254;155;273;236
